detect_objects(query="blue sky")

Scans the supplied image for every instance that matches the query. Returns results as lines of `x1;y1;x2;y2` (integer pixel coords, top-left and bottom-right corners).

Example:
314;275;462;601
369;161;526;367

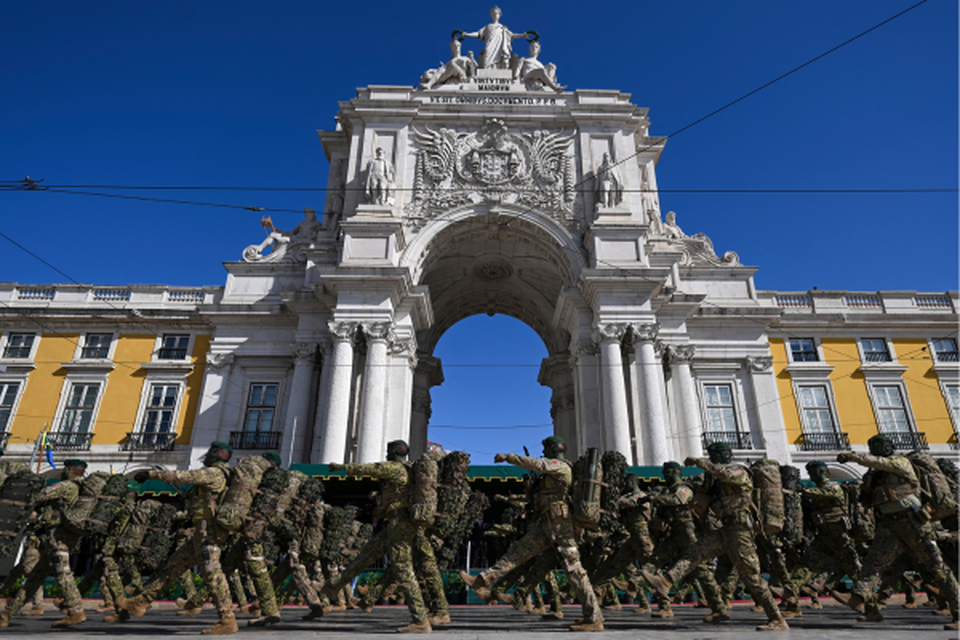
1;1;956;459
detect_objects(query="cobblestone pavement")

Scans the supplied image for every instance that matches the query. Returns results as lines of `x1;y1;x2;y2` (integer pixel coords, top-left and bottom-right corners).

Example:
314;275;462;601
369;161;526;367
0;596;953;638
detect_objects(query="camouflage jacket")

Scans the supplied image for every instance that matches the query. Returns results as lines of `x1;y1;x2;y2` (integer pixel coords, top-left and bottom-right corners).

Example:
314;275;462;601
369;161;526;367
849;453;920;514
691;458;754;526
35;476;81;529
650;482;696;526
504;454;572;514
149;461;231;522
341;461;409;517
804;480;847;526
617;489;653;530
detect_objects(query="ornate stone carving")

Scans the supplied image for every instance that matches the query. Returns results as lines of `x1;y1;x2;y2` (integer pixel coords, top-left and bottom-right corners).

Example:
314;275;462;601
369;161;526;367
205;352;234;371
458;7;528;70
365;148;395;205
652;211;740;267
513;41;564;92
574;340;600;358
665;344;696;364
328;321;358;342
291;342;316;364
629;323;660;343
243;208;321;263
593;323;628;344
595;153;623;209
746;356;774;372
420;39;478;90
473;258;513;282
408;118;574;228
362;322;394;342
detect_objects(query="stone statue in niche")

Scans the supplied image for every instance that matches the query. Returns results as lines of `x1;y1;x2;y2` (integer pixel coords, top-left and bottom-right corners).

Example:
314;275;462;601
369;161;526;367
459;6;528;69
420;39;478;90
365;147;395;205
594;153;623;209
243;208;321;263
512;40;564;92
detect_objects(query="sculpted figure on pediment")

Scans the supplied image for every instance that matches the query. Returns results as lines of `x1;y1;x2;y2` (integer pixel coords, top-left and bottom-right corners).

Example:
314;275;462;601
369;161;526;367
243;208;321;263
660;210;741;267
420;39;478;90
459;6;528;69
512;40;564;92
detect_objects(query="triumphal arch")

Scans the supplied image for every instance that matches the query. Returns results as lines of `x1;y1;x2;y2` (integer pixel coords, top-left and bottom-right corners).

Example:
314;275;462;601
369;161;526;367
191;10;790;466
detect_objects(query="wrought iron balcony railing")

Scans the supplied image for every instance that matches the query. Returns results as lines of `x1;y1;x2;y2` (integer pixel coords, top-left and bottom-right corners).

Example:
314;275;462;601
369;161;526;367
701;431;752;450
122;431;177;452
799;431;851;452
229;431;282;450
883;431;928;451
0;432;9;452
46;431;93;451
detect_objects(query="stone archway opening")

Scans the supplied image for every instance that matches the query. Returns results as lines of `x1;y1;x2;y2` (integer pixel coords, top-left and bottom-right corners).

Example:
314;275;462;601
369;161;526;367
426;314;553;461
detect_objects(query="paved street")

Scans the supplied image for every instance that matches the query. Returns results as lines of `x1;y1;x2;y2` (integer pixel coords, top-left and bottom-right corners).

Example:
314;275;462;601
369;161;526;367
0;596;953;639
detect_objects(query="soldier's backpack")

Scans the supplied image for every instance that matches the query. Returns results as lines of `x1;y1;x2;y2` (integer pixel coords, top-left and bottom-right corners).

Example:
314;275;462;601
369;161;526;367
301;502;326;558
245;466;292;538
571;447;603;531
433;451;471;540
216;455;273;532
277;475;325;547
599;451;628;534
408;452;440;526
85;474;131;536
0;470;45;558
937;458;960;531
779;465;804;546
845;478;875;542
907;451;958;523
62;471;110;534
750;459;785;535
133;501;178;572
319;505;348;566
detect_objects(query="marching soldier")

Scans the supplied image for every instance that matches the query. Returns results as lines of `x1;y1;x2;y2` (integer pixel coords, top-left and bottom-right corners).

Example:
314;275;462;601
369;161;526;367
461;436;603;632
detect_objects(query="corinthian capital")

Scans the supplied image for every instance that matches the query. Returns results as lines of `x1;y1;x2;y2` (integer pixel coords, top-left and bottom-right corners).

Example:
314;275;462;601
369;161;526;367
291;342;316;364
592;323;628;344
205;352;234;371
665;344;696;364
746;355;773;372
629;322;660;343
362;321;394;342
328;321;358;342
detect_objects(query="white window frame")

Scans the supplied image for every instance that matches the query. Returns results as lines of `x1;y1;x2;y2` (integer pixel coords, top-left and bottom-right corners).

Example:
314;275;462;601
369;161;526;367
133;378;184;437
0;380;25;434
152;333;195;362
52;376;106;435
786;337;822;364
243;382;281;433
942;383;960;434
75;332;117;361
795;383;842;435
694;369;751;449
0;332;40;361
867;382;917;435
857;337;894;364
930;337;960;364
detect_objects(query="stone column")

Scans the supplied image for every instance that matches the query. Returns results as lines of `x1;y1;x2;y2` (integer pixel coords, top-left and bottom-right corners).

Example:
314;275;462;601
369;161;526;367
309;339;333;463
571;339;603;453
280;342;316;467
666;344;702;461
632;323;669;465
317;322;357;463
355;322;392;463
189;352;234;465
409;355;442;459
746;356;791;463
539;355;577;455
595;324;631;459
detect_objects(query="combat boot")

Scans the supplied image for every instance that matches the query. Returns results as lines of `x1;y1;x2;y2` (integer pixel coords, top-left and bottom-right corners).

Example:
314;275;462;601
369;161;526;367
702;611;730;623
651;604;674;618
201;613;239;635
459;571;486;591
121;594;151;618
569;619;604;632
397;619;432;633
302;606;326;620
51;611;86;628
177;604;203;617
640;569;673;600
944;619;958;631
856;605;883;623
247;613;281;626
831;590;864;613
104;609;130;623
428;613;451;626
22;606;45;616
756;617;789;631
0;612;10;627
541;610;564;620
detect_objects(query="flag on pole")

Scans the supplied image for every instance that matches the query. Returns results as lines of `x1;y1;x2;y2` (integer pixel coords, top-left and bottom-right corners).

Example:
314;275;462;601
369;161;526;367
42;430;54;470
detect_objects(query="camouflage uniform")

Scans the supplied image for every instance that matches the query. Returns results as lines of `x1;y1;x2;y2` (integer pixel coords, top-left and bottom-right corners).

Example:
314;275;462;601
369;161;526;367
327;458;429;627
792;475;859;593
646;450;786;630
470;451;602;626
0;534;44;614
840;449;959;624
1;467;85;625
121;450;235;634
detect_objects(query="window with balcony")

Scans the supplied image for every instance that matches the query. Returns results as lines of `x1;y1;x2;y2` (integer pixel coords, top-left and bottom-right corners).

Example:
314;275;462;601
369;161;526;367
861;338;891;363
0;382;20;432
797;385;849;450
158;334;189;360
50;382;100;450
788;338;818;362
80;334;112;359
932;338;959;363
232;383;281;449
127;383;179;450
2;334;35;359
870;383;927;450
701;383;750;449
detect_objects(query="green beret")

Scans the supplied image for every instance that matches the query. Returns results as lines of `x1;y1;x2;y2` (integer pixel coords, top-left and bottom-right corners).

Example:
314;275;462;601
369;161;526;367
211;441;233;453
542;436;565;446
706;441;731;451
806;460;828;470
663;461;682;471
64;459;88;468
868;434;891;444
262;452;282;466
387;440;409;450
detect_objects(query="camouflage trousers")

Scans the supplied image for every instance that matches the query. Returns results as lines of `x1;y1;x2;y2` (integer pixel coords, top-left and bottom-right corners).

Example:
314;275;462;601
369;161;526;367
663;522;781;622
591;524;654;587
0;536;44;611
791;521;860;591
333;516;427;623
645;521;724;614
284;539;323;609
853;511;959;619
364;527;448;617
4;527;83;616
479;508;601;623
137;520;233;618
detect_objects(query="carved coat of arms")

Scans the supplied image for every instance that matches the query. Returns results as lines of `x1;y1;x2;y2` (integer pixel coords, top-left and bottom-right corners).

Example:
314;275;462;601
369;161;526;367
406;118;575;229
